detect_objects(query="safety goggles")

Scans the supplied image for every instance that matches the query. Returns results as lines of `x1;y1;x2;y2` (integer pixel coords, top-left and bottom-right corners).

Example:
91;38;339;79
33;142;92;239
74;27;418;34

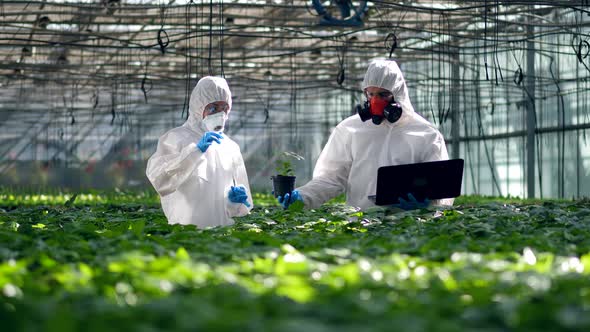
204;102;229;115
364;90;393;99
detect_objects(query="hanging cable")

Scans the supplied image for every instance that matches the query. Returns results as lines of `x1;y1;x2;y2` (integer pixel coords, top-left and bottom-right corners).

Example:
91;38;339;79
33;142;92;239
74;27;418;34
484;0;490;81
182;0;196;120
208;0;214;75
70;83;76;125
475;103;503;196
385;33;397;58
428;10;437;125
462;65;478;193
219;0;225;78
157;30;169;55
110;81;116;126
290;54;298;145
336;53;345;86
157;2;169;54
91;88;99;120
577;39;590;63
521;69;542;197
140;61;152;103
549;57;566;198
576;38;590;73
493;0;504;85
510;42;524;86
374;3;407;59
438;13;451;125
336;37;347;86
436;13;444;124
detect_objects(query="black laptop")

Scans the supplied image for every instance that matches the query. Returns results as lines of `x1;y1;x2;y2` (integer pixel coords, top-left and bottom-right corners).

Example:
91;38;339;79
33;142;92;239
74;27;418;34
368;159;464;206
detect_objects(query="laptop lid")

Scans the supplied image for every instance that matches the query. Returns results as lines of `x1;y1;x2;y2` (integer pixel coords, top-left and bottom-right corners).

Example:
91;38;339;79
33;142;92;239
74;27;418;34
373;159;464;206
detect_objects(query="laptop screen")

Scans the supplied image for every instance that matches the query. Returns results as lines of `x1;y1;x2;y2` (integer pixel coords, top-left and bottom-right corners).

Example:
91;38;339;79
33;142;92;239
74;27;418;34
372;159;464;206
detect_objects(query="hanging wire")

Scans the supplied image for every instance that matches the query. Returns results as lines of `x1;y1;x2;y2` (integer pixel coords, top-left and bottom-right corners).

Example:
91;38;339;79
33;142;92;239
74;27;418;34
534;29;543;198
428;10;436;124
576;37;590;73
140;60;152;103
493;0;504;85
475;101;503;196
219;0;225;78
208;0;214;76
385;33;397;58
157;1;170;54
110;80;117;126
373;3;408;59
484;0;490;81
293;59;299;145
336;51;345;86
549;56;566;198
182;0;196;120
437;12;451;125
462;63;478;193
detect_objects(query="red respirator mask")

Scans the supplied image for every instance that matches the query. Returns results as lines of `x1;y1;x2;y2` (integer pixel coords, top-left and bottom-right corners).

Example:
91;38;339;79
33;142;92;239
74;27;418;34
355;96;403;125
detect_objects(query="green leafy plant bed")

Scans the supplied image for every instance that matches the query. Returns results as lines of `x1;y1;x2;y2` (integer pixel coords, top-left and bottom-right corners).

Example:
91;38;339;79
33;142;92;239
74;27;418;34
1;192;590;331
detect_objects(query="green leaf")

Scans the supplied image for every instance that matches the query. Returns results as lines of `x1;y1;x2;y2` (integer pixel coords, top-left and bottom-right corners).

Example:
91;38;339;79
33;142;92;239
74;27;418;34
129;220;145;237
64;193;78;207
287;200;304;212
176;247;190;261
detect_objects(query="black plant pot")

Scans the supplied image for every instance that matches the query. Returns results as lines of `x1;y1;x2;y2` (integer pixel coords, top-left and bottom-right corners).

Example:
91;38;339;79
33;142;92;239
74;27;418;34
271;175;296;198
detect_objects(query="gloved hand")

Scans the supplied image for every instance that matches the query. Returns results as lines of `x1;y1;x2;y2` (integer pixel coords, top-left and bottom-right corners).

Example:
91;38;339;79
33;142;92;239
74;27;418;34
277;190;302;209
228;186;251;207
197;132;223;152
392;193;430;210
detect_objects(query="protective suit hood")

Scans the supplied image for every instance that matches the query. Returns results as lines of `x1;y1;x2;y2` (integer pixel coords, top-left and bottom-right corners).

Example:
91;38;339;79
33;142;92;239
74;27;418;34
361;59;416;123
185;76;232;131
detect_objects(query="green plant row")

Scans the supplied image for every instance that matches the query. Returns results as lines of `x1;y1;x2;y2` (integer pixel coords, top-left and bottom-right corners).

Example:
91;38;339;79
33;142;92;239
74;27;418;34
0;195;589;330
0;188;575;208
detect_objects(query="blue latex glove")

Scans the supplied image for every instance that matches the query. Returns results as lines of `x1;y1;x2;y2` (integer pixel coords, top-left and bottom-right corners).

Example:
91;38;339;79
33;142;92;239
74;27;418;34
277;190;302;209
392;193;430;210
197;132;223;152
228;186;251;207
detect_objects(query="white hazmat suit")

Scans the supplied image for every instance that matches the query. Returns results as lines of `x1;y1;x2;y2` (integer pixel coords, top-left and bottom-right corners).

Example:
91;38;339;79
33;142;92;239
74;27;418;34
297;59;452;209
146;76;253;228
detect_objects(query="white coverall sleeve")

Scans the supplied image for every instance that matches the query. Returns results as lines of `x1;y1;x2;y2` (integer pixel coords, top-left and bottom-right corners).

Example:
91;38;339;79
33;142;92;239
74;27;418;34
297;126;352;209
226;150;253;217
146;133;208;197
421;132;454;206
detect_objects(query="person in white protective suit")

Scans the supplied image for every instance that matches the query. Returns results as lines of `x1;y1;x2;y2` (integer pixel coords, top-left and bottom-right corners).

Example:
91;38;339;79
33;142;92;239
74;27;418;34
278;59;453;210
146;76;253;228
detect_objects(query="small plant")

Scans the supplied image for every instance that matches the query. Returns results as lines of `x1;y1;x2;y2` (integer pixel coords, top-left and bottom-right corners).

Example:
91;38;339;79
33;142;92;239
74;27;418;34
272;151;304;199
275;160;294;176
275;151;304;177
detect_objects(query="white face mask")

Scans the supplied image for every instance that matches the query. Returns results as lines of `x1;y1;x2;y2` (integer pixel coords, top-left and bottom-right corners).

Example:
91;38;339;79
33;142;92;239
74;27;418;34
202;111;227;132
